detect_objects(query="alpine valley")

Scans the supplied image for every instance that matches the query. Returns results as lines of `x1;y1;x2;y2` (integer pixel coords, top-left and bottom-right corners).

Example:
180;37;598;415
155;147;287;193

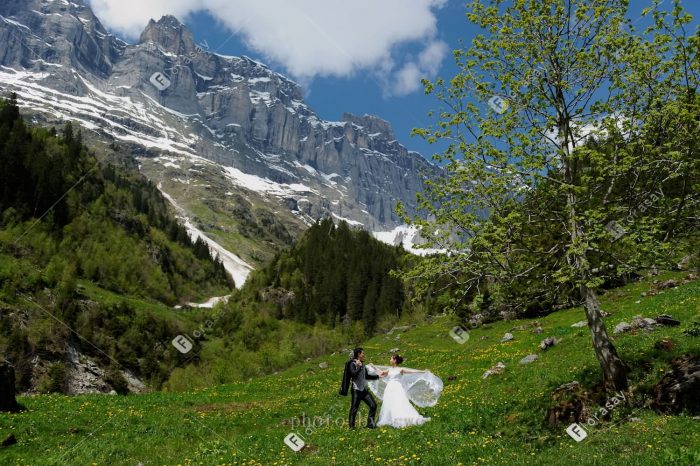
2;1;700;464
0;0;436;282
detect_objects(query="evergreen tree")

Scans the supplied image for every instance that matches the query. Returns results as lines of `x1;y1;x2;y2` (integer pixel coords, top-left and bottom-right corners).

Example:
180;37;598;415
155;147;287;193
243;219;409;335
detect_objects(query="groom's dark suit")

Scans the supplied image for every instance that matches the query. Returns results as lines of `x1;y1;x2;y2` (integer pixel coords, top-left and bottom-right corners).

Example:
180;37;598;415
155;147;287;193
347;361;379;428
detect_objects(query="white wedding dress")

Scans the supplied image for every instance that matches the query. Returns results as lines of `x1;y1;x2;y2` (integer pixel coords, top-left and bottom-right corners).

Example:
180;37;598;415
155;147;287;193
367;366;443;428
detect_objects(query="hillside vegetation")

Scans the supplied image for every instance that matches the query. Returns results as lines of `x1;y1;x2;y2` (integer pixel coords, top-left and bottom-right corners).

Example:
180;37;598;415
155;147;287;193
0;95;233;391
0;99;420;393
1;272;698;465
163;219;416;391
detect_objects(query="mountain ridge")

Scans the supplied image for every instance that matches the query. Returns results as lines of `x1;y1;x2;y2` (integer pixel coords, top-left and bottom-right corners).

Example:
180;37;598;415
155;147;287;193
0;1;434;232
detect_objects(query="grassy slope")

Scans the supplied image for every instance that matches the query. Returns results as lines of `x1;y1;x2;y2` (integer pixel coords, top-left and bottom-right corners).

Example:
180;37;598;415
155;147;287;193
1;273;699;466
76;280;195;326
138;156;306;268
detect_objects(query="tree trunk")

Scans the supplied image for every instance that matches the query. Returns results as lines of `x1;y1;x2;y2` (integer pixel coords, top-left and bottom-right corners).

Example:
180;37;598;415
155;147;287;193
0;361;21;413
581;285;629;390
557;84;629;391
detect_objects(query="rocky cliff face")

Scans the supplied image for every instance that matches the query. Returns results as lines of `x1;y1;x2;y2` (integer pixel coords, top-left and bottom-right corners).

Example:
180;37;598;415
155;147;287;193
0;0;434;233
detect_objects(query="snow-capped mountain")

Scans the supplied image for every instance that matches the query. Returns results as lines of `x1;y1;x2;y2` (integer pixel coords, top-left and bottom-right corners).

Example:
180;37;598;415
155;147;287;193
0;0;435;270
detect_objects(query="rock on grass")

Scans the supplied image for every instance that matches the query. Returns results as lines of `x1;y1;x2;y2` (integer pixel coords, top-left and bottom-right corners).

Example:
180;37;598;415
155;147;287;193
482;362;506;379
519;354;539;364
539;337;560;350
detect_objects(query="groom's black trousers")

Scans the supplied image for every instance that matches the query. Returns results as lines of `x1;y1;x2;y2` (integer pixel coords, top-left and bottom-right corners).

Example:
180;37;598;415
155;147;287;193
349;388;377;428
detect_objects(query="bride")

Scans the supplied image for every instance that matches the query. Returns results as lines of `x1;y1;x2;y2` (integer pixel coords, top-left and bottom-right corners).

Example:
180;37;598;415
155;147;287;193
367;355;443;428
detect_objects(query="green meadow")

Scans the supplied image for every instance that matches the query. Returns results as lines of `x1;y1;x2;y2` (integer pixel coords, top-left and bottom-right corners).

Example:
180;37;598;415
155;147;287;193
1;273;698;465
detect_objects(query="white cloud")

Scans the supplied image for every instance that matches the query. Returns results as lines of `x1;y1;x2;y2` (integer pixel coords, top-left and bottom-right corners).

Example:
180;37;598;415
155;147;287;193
87;0;448;95
390;39;448;95
394;62;423;95
88;0;203;37
419;39;448;71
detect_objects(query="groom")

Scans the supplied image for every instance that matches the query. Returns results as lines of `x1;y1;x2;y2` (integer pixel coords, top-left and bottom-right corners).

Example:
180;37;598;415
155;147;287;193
340;347;386;429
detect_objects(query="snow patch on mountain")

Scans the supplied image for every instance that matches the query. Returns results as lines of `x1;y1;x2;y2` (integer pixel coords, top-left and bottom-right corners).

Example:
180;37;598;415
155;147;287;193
0;68;203;159
332;213;363;227
186;295;230;309
292;161;340;185
158;183;253;287
222;166;318;197
373;225;443;256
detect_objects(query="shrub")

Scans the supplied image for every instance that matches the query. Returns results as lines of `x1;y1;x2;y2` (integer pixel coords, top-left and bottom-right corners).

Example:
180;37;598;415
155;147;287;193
105;367;129;395
40;362;67;394
682;321;700;337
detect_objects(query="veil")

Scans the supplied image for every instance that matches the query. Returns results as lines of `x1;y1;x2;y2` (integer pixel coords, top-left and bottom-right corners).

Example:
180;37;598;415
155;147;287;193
366;365;444;407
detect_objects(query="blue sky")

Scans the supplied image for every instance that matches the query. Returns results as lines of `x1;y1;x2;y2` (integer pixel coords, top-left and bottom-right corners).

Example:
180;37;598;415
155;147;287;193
92;0;700;159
